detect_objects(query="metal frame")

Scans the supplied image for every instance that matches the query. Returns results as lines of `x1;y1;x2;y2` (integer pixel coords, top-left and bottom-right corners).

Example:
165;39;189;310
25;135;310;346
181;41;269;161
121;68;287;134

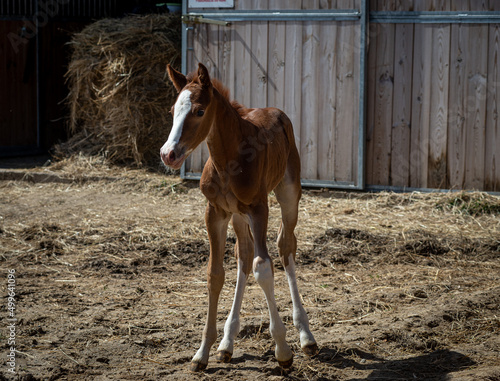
371;11;500;24
180;0;368;190
185;9;361;22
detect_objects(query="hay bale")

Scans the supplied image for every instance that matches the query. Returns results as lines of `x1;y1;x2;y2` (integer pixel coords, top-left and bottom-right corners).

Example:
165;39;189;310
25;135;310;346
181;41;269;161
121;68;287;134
56;14;181;166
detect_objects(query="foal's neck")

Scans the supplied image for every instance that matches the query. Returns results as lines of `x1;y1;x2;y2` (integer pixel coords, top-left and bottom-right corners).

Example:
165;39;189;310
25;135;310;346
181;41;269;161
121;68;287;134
206;89;243;170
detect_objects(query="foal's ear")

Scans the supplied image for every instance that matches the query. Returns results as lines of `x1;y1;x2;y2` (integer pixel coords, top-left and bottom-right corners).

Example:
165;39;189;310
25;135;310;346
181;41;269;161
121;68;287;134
167;64;187;92
198;63;212;89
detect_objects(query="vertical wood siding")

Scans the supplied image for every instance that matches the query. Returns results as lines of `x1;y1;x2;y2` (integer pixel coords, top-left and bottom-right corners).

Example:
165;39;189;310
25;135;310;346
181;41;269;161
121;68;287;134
368;0;500;191
185;0;500;191
185;0;362;186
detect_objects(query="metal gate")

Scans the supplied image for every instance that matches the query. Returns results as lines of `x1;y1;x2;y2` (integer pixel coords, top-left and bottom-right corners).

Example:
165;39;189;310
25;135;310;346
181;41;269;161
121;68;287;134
180;0;368;190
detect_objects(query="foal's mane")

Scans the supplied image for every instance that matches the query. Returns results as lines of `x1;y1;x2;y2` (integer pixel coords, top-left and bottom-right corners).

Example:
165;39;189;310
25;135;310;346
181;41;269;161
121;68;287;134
186;71;248;117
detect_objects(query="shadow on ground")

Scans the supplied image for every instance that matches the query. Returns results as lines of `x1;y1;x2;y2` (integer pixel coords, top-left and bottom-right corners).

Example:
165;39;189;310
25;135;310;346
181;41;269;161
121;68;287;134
316;346;475;381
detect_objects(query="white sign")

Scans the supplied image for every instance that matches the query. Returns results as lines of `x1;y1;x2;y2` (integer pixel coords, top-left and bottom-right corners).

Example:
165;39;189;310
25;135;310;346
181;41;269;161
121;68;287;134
188;0;234;8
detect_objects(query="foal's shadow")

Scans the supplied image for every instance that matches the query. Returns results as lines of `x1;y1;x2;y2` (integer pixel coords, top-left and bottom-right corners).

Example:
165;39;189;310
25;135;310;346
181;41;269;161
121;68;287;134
315;346;475;380
204;345;475;380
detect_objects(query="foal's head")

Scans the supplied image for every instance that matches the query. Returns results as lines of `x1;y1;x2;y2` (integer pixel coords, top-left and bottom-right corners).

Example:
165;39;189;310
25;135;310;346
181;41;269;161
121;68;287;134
160;63;213;169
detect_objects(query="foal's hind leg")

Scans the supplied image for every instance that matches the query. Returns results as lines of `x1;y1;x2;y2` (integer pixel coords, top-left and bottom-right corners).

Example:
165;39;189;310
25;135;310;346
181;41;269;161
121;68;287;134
275;164;318;356
249;203;294;368
216;214;253;363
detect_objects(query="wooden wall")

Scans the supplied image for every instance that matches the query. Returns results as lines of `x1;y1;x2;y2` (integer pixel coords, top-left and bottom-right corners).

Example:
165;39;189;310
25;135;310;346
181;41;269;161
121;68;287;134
185;0;500;191
185;0;363;187
367;0;500;191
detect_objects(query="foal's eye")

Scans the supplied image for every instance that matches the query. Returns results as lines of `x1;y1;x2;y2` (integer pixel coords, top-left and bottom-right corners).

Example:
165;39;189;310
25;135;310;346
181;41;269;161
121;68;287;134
196;110;205;117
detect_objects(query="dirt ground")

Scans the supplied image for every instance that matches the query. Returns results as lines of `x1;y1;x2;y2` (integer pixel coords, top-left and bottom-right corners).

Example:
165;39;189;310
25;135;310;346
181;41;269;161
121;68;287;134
1;157;499;381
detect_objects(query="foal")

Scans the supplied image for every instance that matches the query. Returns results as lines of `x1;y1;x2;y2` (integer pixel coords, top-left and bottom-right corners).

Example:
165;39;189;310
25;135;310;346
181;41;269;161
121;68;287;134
161;63;317;371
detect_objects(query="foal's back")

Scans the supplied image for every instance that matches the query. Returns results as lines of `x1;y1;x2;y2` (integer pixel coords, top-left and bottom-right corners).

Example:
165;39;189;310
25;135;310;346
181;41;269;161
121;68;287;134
232;105;297;194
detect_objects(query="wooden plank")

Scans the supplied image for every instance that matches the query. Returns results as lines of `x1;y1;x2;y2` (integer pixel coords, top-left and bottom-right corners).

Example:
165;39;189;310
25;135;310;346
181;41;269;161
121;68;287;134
334;0;357;183
317;20;337;180
333;21;357;183
491;1;500;11
374;0;415;11
300;0;320;180
351;15;361;182
485;24;500;191
318;0;336;180
267;0;288;112
427;22;451;189
463;24;488;190
219;18;234;97
232;0;252;107
365;19;379;184
431;0;447;11
390;23;413;187
283;0;302;154
250;0;268;109
447;0;469;189
447;24;466;190
368;22;394;185
388;0;416;187
410;21;432;188
319;0;336;9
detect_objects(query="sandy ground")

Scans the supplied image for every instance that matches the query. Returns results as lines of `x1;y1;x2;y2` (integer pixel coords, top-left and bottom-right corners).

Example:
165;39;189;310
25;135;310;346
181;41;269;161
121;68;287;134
1;158;499;380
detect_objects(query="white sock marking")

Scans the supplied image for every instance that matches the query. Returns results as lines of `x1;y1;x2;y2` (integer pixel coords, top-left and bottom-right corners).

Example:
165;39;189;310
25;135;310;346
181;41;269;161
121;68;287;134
285;253;316;348
218;259;248;354
253;258;293;362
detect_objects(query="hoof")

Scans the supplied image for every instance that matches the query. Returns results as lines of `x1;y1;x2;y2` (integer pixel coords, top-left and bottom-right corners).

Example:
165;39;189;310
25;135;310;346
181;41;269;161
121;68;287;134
216;350;232;363
189;361;207;372
302;343;319;357
278;356;294;369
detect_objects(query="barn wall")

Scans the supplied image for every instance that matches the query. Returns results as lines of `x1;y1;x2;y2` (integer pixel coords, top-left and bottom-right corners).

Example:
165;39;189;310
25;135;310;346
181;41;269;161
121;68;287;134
185;0;363;187
184;0;500;191
367;0;500;191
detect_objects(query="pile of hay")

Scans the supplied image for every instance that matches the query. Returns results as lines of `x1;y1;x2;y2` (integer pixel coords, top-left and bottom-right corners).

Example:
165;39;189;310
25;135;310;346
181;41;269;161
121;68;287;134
56;14;181;166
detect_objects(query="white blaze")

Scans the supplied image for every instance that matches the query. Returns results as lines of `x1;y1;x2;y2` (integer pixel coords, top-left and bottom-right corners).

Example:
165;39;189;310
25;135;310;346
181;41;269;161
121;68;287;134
160;90;192;154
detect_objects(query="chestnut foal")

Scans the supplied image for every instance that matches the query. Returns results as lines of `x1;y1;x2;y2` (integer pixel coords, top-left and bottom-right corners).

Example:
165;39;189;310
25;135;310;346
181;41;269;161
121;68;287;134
161;63;317;371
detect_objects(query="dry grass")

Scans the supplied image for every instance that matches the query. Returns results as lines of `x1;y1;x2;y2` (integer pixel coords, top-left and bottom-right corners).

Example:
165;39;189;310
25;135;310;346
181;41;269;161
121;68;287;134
54;14;181;167
4;155;499;269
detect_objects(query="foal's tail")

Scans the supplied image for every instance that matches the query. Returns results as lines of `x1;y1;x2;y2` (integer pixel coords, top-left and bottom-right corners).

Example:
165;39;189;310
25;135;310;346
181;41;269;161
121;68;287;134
278;110;301;182
278;111;297;150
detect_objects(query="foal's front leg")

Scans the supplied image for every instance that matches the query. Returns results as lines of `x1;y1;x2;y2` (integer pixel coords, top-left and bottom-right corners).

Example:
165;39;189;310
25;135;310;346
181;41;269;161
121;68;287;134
191;203;230;371
216;214;253;363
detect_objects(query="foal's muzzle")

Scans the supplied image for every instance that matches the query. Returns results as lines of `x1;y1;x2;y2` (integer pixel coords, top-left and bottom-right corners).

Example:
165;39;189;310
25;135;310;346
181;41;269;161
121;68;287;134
160;146;186;170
